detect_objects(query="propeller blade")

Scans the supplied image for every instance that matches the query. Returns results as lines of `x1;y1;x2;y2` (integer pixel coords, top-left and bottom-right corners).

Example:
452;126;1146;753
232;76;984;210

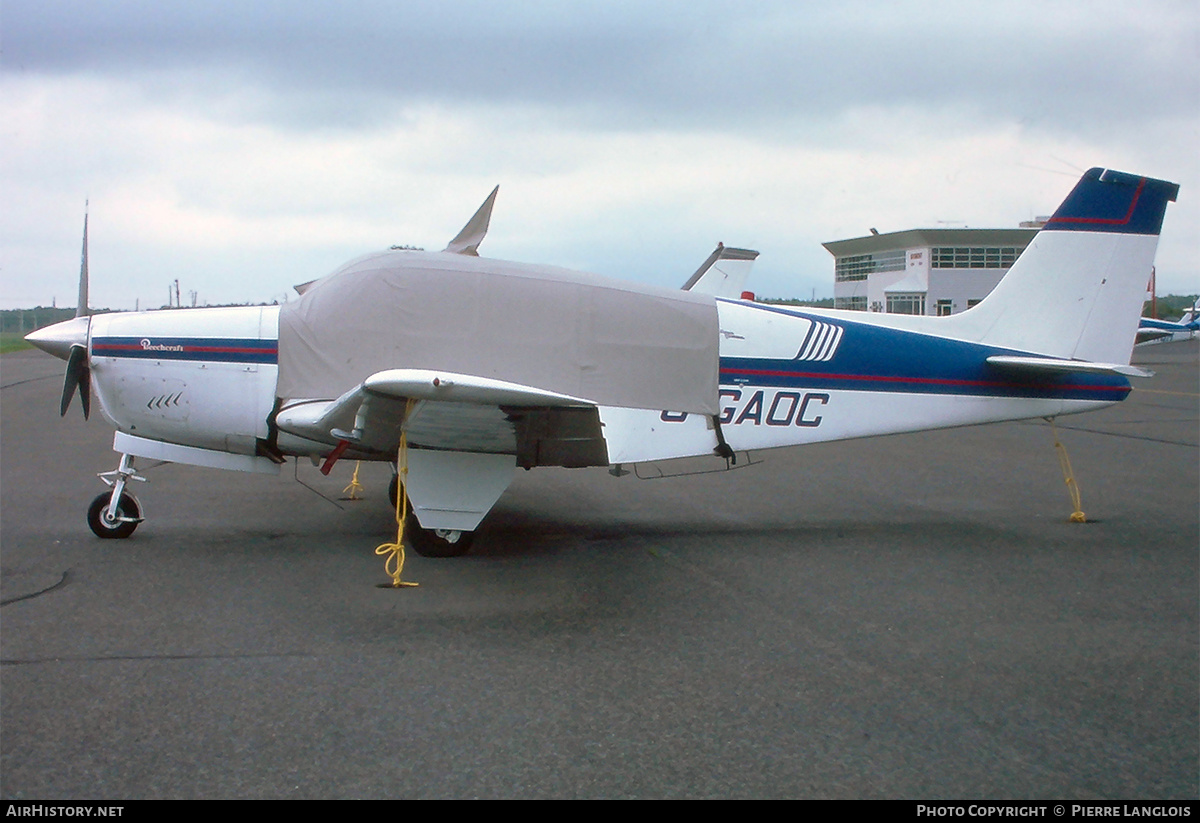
79;362;91;420
61;344;90;419
77;205;90;318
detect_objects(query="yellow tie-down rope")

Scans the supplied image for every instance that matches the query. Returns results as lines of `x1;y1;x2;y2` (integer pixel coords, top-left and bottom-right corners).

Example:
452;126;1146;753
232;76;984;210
1047;417;1087;523
342;460;365;500
376;401;419;588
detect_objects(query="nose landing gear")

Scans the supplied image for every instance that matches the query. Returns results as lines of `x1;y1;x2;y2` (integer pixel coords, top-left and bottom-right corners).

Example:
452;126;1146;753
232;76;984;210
87;454;146;539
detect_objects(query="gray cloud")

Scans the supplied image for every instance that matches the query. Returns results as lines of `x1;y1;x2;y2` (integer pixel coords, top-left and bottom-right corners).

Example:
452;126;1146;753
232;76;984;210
5;0;1195;140
2;0;1196;307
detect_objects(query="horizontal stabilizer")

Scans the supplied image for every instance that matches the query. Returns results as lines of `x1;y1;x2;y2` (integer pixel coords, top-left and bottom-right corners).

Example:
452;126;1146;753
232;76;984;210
986;355;1153;379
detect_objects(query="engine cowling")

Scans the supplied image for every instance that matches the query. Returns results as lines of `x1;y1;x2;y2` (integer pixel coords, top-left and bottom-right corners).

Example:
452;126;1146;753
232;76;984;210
89;306;280;456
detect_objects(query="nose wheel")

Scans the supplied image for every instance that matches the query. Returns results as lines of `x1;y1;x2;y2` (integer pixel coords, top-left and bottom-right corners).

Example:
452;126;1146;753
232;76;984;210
87;491;142;539
88;453;147;539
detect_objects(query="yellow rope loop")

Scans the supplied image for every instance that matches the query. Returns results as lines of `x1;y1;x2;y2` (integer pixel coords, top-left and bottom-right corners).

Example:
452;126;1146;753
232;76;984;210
376;401;419;588
342;460;365;500
1048;418;1087;523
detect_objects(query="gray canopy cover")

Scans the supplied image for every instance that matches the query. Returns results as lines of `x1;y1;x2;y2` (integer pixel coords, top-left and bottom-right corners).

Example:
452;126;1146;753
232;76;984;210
277;251;720;416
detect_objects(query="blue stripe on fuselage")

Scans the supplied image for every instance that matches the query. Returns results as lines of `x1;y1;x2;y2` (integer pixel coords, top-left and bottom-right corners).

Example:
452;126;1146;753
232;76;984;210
92;337;278;365
717;305;1129;402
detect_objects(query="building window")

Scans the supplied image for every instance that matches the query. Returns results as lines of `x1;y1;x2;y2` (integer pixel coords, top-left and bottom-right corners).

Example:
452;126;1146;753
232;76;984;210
966;299;983;309
936;299;952;316
834;296;868;311
931;247;1024;269
835;250;906;281
887;293;925;315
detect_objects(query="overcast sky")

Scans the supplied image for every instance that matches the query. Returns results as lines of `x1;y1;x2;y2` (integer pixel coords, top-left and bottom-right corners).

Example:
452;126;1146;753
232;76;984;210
2;0;1197;310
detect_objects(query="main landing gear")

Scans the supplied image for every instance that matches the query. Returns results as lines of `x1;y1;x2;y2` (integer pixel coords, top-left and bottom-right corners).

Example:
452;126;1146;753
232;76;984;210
87;454;146;539
387;473;474;558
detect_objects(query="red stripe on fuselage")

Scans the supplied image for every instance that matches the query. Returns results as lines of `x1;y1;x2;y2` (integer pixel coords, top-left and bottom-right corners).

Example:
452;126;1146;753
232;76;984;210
720;366;1131;394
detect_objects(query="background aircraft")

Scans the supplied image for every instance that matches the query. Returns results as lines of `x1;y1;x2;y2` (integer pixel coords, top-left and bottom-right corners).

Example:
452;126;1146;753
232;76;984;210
27;168;1179;556
1137;301;1199;344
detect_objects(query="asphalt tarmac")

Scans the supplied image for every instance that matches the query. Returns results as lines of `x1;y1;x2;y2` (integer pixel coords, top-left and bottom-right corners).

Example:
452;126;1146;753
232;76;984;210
1;341;1196;799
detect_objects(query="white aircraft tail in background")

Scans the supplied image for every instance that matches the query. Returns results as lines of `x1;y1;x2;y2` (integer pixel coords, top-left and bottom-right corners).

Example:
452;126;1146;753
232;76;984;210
682;242;759;299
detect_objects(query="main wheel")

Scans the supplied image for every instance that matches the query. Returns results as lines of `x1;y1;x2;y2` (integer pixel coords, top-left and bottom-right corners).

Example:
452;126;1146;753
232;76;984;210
87;492;141;539
407;524;475;558
387;476;474;557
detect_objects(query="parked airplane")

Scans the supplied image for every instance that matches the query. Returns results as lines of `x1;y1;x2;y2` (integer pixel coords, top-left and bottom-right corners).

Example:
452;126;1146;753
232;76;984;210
27;167;1179;555
1137;302;1199;344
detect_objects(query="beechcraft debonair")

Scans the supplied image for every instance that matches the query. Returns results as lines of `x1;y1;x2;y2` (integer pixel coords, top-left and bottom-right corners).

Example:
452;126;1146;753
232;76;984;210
27;168;1179;556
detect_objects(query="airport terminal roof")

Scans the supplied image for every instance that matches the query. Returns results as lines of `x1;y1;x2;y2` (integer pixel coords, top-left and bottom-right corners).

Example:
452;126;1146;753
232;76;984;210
823;227;1039;257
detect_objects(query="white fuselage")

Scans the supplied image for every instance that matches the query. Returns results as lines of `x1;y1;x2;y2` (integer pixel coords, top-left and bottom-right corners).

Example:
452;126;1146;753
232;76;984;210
31;167;1172;541
85;295;1128;473
89;306;280;456
599;297;1123;465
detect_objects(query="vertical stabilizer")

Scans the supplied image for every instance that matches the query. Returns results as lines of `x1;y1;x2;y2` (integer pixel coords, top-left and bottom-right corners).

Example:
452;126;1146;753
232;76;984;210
947;169;1179;364
681;243;760;299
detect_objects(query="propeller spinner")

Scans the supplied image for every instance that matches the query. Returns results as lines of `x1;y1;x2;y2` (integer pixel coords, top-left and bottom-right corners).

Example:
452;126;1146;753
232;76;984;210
25;316;92;419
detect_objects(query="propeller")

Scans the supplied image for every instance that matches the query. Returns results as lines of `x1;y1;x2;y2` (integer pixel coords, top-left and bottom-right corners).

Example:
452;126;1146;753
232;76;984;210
61;343;91;420
27;204;94;419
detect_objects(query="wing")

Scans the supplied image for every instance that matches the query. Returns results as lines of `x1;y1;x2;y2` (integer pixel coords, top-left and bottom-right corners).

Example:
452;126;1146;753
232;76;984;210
276;369;612;534
275;368;612;467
